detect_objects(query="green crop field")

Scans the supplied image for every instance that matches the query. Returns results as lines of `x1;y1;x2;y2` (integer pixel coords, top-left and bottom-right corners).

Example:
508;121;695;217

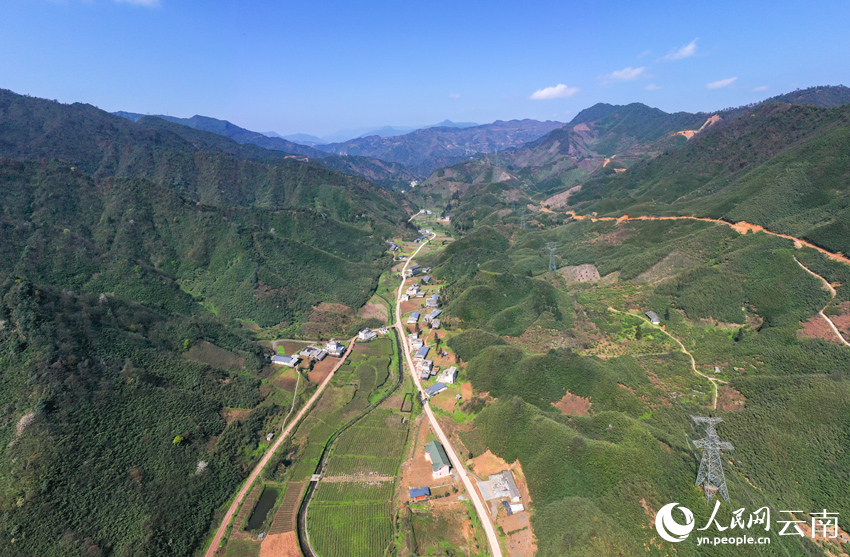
308;503;394;557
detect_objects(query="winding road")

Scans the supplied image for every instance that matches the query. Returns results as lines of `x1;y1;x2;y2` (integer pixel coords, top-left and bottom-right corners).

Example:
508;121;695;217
394;233;503;557
203;337;356;557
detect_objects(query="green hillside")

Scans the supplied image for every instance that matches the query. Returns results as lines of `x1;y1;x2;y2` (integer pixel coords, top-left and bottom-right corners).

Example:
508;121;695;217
0;90;413;556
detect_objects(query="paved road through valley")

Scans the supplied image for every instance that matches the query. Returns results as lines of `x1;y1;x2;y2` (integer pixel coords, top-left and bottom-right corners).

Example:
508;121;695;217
395;234;504;557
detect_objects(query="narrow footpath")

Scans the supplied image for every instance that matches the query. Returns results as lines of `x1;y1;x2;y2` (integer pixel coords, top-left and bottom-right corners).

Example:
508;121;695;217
203;337;356;557
608;307;727;410
395;235;504;557
794;256;850;346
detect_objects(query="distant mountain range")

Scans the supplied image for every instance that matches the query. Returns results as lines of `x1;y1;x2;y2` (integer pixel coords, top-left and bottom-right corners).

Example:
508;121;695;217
415;85;850;217
114;111;562;182
313;119;566;176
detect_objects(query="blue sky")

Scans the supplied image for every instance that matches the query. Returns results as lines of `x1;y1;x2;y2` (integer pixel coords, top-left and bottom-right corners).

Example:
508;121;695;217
3;0;850;136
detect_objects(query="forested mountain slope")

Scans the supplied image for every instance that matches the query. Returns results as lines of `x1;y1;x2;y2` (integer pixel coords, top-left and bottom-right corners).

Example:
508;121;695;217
0;89;412;556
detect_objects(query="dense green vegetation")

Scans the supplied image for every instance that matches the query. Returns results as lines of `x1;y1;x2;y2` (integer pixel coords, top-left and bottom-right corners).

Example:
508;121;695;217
0;90;414;556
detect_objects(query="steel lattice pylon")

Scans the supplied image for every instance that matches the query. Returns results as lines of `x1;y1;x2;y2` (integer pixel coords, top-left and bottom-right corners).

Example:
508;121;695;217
692;416;734;503
546;242;557;272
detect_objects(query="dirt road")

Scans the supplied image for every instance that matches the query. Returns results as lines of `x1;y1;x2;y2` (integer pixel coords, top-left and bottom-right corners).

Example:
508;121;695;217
203;337;355;557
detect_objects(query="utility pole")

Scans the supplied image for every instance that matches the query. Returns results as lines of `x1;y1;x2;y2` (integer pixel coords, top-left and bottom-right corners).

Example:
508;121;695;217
691;416;734;503
520;208;527;229
546;242;557;272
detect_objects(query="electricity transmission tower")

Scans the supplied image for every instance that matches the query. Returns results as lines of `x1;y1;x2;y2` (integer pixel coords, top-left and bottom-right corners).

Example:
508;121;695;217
520;208;527;229
546;242;557;272
691;416;734;503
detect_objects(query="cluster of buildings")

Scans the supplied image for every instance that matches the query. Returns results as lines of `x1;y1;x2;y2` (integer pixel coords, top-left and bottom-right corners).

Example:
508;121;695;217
271;339;346;367
384;239;399;252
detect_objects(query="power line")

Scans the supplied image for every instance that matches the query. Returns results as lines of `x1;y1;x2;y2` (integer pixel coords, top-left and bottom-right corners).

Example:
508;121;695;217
520;208;527;229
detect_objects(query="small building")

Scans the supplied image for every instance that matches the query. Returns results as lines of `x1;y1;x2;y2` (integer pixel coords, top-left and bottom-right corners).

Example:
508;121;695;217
420;359;433;375
415;346;430;360
424;382;447;398
324;339;346;357
358;329;378;342
424;309;442;323
436;366;457;385
420;367;431;380
299;346;328;361
401;294;410;302
266;433;275;441
422;275;431;284
645;311;661;325
271;355;299;367
424;441;452;478
407;312;420;324
430;319;441;329
426;298;438;309
488;470;521;502
510;503;525;513
410;338;424;350
409;487;431;502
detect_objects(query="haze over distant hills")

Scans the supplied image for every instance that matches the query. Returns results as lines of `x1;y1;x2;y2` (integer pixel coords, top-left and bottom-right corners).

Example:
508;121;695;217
115;110;561;181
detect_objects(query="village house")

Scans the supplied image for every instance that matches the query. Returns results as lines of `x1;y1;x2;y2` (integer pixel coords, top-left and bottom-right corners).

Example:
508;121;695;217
299;346;327;361
436;366;457;385
358;328;378;342
407;312;420;324
424;441;452;478
324;339;345;357
424;382;446;397
430;319;441;329
271;355;299;367
645;311;661;325
409;487;431;502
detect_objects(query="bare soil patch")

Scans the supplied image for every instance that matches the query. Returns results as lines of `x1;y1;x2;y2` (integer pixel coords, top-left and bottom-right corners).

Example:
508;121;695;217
799;313;843;344
307;357;336;383
461;382;473;400
259;532;301;557
831;301;850;337
220;408;251;425
717;384;746;412
552;391;591;415
185;341;244;370
588;224;636;246
358;301;388;322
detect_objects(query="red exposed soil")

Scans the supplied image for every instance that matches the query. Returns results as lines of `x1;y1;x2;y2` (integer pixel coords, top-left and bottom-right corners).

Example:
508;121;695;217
307;357;336;383
551;391;591;415
799;313;843;344
716;384;746;412
358;301;389;322
831;302;850;338
220;408;251;425
259;532;301;557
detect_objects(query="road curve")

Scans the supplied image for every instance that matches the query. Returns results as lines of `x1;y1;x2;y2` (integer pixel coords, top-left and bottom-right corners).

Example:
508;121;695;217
203;337;356;557
794;257;850;346
394;235;504;557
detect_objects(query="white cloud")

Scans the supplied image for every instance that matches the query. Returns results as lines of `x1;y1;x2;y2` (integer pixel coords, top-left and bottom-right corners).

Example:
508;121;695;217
605;66;645;82
706;77;737;89
449;93;461;99
661;39;698;61
529;84;579;100
645;84;663;91
752;85;769;92
637;50;652;59
115;0;160;6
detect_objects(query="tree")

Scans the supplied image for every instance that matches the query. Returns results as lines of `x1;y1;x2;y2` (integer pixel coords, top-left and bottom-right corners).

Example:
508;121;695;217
635;325;643;340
